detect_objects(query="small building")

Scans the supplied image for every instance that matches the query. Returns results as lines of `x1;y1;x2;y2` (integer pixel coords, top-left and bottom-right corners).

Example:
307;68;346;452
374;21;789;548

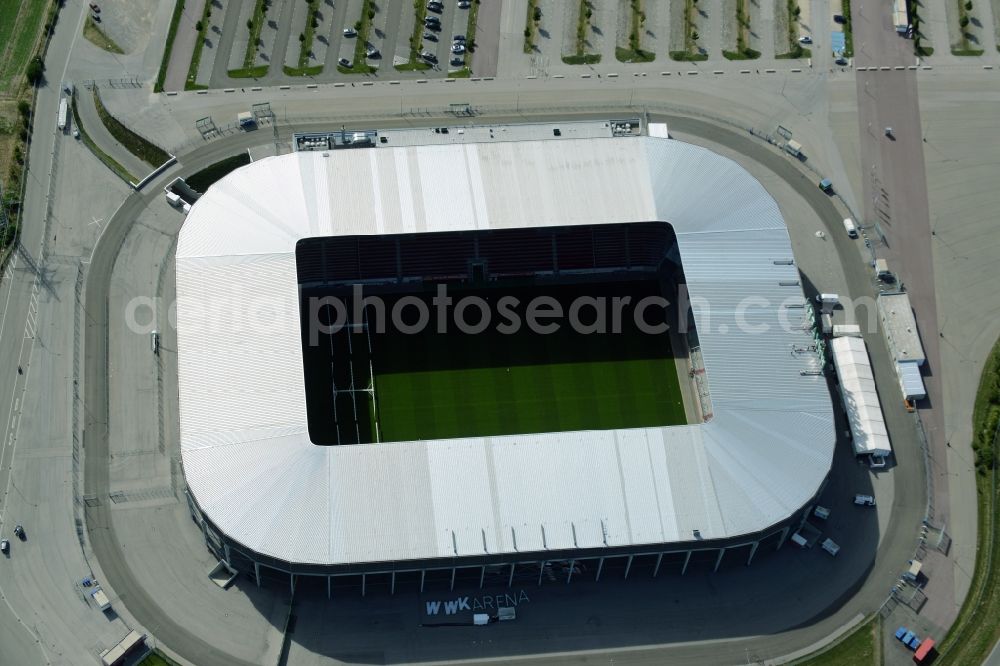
877;293;926;400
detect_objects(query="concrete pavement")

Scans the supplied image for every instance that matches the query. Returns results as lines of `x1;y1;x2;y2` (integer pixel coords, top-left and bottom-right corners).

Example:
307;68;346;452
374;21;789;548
162;0;207;91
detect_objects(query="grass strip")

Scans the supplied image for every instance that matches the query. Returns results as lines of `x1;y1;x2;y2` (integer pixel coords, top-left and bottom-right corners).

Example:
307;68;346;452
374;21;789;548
841;0;853;57
70;93;136;184
185;153;251;193
227;65;269;78
562;53;601;64
341;0;377;73
790;615;879;665
155;0;185;92
282;64;323;76
460;0;480;70
83;15;124;54
297;0;319;69
778;0;809;58
185;0;213;90
396;0;429;71
242;0;267;69
936;337;1000;663
524;0;539;53
93;88;170;167
617;0;654;61
669;50;707;61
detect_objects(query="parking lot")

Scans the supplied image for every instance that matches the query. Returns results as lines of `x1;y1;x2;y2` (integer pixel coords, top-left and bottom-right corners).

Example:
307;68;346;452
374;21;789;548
163;0;875;90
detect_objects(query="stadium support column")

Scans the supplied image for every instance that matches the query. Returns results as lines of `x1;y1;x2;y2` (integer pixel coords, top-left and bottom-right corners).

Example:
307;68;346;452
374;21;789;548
420;569;426;593
362;574;367;597
223;544;232;568
391;572;396;595
327;575;331;599
566;560;574;584
776;526;790;550
681;550;692;575
480;566;486;589
290;574;296;596
624;555;634;580
713;548;725;572
747;541;759;566
450;567;456;591
508;563;515;588
537;562;544;587
254;562;261;588
653;553;664;578
595;557;605;582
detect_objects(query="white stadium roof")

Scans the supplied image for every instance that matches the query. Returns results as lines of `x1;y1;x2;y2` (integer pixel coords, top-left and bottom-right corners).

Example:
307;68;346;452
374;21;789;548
176;132;835;566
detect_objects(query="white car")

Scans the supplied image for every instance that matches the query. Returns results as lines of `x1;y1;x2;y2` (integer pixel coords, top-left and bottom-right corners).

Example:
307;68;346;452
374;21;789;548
853;494;876;506
343;27;357;37
0;539;8;554
451;43;465;54
798;35;812;44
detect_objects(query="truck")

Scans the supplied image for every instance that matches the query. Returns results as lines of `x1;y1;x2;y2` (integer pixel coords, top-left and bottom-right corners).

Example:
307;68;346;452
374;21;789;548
784;139;803;158
843;218;858;238
874;258;892;280
57;98;68;132
832;324;862;338
91;588;112;611
237;111;256;129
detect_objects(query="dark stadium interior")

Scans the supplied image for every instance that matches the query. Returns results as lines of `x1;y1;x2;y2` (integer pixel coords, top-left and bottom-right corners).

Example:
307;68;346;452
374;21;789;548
296;223;691;446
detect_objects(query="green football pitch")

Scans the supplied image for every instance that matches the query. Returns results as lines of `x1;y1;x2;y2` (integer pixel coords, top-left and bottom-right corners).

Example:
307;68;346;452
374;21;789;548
367;282;688;443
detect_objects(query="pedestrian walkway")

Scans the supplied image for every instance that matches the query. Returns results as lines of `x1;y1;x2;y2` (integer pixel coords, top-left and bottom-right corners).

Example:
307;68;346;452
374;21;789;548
163;0;208;92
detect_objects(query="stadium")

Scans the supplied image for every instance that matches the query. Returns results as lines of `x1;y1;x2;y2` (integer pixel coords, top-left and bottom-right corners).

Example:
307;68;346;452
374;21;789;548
175;120;835;595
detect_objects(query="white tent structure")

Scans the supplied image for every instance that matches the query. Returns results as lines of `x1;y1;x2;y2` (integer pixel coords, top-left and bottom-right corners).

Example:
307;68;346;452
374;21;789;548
831;336;891;458
176;130;835;569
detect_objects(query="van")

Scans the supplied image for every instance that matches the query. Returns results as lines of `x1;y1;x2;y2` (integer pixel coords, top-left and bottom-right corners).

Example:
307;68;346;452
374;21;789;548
790;532;808;548
821;538;840;556
815;293;839;305
843;218;857;238
165;191;182;207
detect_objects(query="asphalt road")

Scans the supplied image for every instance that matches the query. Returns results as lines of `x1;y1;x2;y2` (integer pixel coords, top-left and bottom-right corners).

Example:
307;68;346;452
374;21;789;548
850;0;958;626
76;109;927;666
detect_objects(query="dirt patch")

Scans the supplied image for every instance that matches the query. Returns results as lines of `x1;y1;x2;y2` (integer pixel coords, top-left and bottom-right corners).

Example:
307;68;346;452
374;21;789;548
773;0;790;54
722;0;737;51
669;0;687;52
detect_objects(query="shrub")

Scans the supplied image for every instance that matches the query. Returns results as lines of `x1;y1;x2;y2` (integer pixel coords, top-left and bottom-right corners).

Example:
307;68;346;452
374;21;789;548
960;15;969;26
17;100;31;119
246;18;252;29
25;57;45;85
195;20;203;31
534;6;542;21
299;32;305;42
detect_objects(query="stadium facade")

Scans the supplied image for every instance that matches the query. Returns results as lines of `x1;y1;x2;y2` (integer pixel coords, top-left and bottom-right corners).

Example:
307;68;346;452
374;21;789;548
175;122;835;594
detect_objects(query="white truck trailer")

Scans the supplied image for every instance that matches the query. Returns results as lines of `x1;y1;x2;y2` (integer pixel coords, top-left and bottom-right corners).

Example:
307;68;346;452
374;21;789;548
57;98;68;132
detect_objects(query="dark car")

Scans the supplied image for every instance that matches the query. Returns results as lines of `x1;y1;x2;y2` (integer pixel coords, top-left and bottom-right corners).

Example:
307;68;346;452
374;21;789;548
833;14;846;24
423;31;438;41
89;3;100;12
426;1;443;12
421;52;437;63
13;525;24;540
453;34;466;42
450;57;464;67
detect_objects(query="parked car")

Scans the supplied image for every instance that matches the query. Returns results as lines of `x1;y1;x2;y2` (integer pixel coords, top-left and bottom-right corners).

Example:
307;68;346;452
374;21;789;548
338;58;352;68
458;0;470;7
423;31;437;41
453;34;466;43
450;57;464;67
343;27;357;37
798;35;812;44
835;56;848;65
821;538;840;556
424;18;441;30
13;525;24;540
421;51;437;63
426;1;443;12
854;494;876;506
451;43;465;54
0;539;8;554
833;14;846;23
89;3;100;12
818;178;833;193
366;46;380;58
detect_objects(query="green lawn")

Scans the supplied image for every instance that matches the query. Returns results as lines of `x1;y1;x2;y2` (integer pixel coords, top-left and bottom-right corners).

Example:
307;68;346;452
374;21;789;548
376;356;685;442
0;0;48;94
367;282;686;442
791;616;879;665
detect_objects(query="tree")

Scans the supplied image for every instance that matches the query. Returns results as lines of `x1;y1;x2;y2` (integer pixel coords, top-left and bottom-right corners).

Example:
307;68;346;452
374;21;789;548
965;0;973;10
299;32;305;42
17;100;30;118
691;30;699;40
523;27;531;38
195;20;203;31
959;15;969;26
533;6;542;21
25;56;45;85
246;18;252;30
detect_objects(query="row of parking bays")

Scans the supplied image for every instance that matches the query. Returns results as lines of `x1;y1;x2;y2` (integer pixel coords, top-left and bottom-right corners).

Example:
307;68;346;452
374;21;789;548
334;0;474;71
